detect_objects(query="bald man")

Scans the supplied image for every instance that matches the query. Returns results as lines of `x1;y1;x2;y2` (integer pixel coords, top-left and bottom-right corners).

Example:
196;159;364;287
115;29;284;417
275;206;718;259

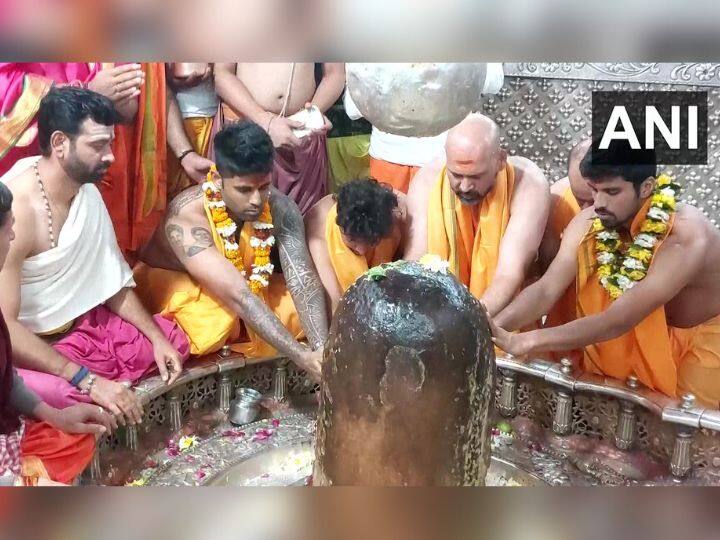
539;139;594;271
538;139;593;358
404;114;550;316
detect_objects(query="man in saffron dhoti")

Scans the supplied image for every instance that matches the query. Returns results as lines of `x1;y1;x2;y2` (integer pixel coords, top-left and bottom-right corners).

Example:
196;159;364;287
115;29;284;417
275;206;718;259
214;63;345;214
136;121;328;380
165;63;218;198
0;182;116;486
0;88;190;425
492;142;720;407
304;178;406;313
403;113;551;317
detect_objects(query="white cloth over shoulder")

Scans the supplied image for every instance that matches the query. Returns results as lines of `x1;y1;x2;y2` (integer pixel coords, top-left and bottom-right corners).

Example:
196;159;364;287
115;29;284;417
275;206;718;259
1;157;135;334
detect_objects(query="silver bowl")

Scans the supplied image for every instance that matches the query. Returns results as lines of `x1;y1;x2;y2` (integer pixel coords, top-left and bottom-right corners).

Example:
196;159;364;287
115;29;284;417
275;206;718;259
228;387;263;426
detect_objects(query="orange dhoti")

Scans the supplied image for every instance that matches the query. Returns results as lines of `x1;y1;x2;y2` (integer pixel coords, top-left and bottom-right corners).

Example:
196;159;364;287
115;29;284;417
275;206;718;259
99;63;168;256
133;264;302;357
369;157;420;194
19;420;95;485
671;314;720;407
167;117;214;198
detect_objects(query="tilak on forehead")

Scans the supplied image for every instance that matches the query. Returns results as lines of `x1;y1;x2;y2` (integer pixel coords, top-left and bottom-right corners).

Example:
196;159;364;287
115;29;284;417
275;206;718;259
446;114;501;169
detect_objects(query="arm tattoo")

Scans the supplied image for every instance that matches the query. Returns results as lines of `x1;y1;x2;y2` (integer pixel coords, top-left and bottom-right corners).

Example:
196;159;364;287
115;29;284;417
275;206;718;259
272;192;329;349
168;186;203;217
165;223;213;258
166;223;184;250
186;226;213;257
235;288;307;360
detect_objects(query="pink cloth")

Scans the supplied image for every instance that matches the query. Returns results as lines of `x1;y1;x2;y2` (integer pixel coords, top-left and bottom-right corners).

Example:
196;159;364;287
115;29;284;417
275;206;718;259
17;305;190;409
0;63;100;175
273;132;328;215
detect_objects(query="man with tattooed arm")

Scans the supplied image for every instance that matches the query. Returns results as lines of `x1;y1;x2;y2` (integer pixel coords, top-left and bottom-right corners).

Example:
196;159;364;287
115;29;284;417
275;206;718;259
135;121;328;380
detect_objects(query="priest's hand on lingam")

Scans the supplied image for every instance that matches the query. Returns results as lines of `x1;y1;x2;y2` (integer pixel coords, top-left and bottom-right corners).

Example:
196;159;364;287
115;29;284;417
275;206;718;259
296;347;323;383
489;321;532;358
482;302;532;358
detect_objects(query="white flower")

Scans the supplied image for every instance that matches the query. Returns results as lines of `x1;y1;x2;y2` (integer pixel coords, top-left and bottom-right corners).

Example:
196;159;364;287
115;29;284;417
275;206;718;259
207;200;225;209
224;240;239;251
647;206;670;222
616;275;635;290
253;222;274;230
249;274;269;287
178;435;198;451
622;257;646;271
597;230;620;242
202;181;219;193
419;254;450;274
216;223;237;237
659;187;676;198
252;263;274;274
634;233;657;248
600;276;610;288
249;235;275;249
597;252;616;265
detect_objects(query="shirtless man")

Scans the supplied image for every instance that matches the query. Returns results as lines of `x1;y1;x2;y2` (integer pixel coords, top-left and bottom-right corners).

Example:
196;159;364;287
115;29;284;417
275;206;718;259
0;87;189;424
304;179;406;313
214;63;345;213
539;138;595;270
137;121;328;379
492;143;720;405
403;113;550;317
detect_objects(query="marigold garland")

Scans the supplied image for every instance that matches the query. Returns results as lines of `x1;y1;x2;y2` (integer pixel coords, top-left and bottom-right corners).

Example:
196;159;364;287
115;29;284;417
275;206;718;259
202;166;275;295
594;174;680;300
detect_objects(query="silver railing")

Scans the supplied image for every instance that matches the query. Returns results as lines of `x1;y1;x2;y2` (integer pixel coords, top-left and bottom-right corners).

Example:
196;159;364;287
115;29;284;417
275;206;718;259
87;348;290;484
495;354;720;480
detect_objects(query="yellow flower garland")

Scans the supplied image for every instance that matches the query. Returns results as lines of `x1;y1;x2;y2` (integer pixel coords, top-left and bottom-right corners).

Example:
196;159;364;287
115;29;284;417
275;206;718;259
594;174;679;300
202;166;275;295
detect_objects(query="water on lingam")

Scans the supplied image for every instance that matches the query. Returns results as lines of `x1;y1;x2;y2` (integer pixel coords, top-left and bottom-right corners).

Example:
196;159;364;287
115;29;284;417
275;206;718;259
112;262;679;488
103;65;720;487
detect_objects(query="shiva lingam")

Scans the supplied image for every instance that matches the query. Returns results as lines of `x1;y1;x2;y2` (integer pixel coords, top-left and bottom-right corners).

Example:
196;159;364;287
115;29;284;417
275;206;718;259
313;260;496;486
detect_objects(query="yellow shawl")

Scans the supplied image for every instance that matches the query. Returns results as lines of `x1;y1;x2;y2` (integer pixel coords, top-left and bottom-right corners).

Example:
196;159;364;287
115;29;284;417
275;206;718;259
325;203;401;291
427;163;515;299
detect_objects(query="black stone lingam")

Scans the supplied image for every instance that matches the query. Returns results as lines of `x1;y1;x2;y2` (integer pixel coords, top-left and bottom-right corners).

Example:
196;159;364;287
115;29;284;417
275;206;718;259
314;261;495;486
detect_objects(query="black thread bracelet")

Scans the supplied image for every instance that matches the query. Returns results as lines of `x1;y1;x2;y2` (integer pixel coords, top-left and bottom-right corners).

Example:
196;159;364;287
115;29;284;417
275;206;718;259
178;149;194;162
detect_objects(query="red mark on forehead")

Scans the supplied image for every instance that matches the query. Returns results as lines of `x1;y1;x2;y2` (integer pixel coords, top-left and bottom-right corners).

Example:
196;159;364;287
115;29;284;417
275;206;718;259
448;160;482;176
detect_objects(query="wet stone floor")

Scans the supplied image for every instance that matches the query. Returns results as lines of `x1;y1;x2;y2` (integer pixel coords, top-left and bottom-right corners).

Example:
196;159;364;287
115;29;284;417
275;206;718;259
106;397;720;487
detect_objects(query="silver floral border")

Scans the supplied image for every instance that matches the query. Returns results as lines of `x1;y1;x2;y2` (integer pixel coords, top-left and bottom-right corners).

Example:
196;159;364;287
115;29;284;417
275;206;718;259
504;63;720;86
